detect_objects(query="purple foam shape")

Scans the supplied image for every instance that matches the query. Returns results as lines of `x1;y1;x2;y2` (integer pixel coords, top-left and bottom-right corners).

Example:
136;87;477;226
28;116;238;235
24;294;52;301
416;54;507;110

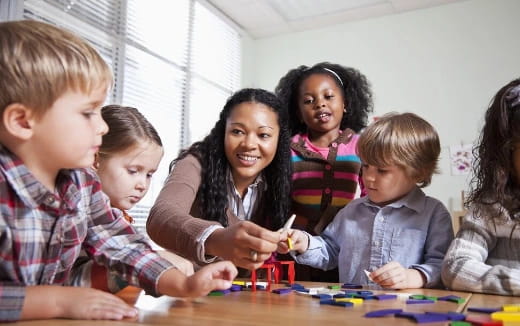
375;294;398;300
365;309;403;318
467;307;502;314
406;299;435;304
342;283;363;289
425;311;465;321
396;312;450;323
229;285;242;292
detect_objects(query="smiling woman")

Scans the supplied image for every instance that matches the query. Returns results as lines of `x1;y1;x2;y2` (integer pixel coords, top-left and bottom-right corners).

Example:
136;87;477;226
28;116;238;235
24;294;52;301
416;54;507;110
147;88;292;272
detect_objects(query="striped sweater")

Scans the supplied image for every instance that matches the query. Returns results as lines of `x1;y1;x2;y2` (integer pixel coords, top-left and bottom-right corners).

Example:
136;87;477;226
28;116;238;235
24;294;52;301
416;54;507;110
441;205;520;295
290;128;362;235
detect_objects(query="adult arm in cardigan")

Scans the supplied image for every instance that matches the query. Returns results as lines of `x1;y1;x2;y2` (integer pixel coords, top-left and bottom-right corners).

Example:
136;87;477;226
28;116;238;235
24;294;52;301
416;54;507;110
147;154;282;270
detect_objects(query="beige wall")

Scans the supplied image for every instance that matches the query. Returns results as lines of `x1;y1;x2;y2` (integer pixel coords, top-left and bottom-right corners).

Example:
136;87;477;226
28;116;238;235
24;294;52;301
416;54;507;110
241;0;520;211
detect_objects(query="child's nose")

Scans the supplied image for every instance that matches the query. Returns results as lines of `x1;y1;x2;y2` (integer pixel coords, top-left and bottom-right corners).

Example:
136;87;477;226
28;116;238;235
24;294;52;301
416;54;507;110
315;98;325;109
136;178;147;191
363;169;376;182
97;116;109;136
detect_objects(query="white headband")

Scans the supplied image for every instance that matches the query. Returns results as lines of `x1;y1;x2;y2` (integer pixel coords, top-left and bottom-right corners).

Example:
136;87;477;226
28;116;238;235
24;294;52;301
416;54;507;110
322;67;343;87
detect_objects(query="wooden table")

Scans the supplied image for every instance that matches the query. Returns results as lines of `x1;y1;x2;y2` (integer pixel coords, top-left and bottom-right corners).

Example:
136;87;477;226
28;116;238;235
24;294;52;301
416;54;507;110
463;292;520;325
13;282;491;326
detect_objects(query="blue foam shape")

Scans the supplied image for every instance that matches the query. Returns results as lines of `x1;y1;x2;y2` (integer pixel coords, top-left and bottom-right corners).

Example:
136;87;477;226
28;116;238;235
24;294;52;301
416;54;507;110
312;294;333;300
365;309;403;318
272;288;292;294
354;294;376;300
333;294;348;298
290;283;306;290
320;299;353;307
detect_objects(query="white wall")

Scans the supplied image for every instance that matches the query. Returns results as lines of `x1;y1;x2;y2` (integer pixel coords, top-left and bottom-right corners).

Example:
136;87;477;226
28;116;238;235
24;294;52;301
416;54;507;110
241;0;520;212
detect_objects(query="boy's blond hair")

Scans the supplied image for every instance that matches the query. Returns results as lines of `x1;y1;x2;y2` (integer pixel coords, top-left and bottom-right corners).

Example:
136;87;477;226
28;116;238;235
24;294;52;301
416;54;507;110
0;20;113;116
357;112;440;187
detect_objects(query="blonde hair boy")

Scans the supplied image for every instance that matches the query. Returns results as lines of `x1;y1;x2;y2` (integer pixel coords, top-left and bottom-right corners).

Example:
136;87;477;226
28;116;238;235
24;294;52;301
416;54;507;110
357;112;440;187
0;20;236;322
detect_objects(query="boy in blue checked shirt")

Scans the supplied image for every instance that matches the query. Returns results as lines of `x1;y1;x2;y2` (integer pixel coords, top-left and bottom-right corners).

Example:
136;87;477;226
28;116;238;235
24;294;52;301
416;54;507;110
281;113;453;289
0;20;237;322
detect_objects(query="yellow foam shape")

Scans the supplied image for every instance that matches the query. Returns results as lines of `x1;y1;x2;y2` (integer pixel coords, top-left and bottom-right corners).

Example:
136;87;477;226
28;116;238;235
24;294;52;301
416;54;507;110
335;298;363;304
503;305;520;312
491;312;520;322
232;281;245;285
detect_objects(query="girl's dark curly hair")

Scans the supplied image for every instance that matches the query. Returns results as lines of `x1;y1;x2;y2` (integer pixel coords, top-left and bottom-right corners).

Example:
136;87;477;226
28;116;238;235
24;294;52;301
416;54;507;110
173;88;292;229
275;62;373;136
466;78;520;223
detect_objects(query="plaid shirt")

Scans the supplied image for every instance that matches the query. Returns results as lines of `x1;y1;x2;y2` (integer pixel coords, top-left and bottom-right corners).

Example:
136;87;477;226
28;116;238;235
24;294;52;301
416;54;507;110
0;146;173;321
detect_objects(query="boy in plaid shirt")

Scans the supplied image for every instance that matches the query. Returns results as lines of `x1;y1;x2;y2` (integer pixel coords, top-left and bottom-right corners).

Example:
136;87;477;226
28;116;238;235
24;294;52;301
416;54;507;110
0;20;236;322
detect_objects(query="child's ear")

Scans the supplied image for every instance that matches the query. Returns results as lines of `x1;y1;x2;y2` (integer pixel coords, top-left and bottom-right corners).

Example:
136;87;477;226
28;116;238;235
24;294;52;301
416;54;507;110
2;103;35;140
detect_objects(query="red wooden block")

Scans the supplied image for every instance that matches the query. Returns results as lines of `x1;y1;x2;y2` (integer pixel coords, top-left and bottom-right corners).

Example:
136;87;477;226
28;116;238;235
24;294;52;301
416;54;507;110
273;260;295;284
251;263;275;292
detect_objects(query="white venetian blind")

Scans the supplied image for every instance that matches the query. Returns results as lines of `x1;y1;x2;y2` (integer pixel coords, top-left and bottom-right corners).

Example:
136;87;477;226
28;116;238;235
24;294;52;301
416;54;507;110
188;1;241;143
10;0;242;233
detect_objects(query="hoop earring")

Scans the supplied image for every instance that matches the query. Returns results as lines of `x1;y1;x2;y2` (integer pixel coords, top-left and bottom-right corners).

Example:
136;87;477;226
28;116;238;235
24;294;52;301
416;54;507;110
93;152;100;169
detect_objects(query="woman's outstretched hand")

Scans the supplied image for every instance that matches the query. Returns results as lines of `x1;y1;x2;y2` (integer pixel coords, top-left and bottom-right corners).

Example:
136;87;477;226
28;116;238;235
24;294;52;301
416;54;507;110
205;221;282;270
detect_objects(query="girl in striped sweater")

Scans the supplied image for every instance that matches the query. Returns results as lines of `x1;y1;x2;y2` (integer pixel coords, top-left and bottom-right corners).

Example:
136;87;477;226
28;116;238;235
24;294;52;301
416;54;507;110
275;62;373;281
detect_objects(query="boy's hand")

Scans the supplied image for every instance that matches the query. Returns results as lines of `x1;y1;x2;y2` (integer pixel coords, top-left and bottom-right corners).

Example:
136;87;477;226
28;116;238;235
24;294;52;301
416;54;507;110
22;286;138;320
158;261;237;298
369;261;426;289
277;230;309;254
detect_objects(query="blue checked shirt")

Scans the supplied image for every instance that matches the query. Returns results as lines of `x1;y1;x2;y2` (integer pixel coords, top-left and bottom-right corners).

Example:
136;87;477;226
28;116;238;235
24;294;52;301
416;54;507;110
294;187;454;288
0;146;174;321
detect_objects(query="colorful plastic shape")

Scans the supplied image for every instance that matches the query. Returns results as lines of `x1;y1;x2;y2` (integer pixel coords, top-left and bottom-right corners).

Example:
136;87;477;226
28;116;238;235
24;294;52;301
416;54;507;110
468;307;502;314
365;309;403;318
273;260;295;285
251;263;275;292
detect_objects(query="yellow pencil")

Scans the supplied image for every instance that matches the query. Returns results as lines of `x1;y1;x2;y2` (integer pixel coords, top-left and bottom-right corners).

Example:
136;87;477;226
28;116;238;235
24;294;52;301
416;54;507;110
283;214;296;250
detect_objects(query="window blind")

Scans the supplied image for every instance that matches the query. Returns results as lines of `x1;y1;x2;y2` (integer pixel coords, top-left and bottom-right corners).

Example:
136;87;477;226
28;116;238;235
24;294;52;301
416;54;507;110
5;0;242;233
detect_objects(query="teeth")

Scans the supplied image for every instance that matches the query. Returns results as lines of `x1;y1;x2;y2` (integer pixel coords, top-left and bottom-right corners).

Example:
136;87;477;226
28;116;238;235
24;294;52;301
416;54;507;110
318;113;330;118
237;154;258;161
